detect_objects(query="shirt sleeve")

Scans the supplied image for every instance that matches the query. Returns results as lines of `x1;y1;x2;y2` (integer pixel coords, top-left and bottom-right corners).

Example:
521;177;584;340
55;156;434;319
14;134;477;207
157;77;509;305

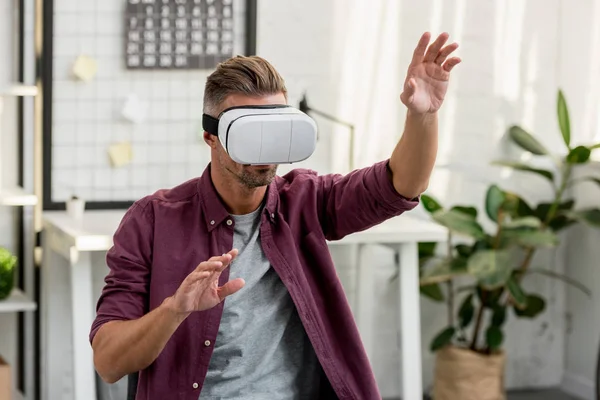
89;201;154;344
317;159;420;241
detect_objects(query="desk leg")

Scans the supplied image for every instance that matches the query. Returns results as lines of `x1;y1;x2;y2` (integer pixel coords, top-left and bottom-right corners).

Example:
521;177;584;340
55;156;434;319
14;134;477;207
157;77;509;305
70;251;98;400
398;242;423;400
354;244;376;362
41;230;72;400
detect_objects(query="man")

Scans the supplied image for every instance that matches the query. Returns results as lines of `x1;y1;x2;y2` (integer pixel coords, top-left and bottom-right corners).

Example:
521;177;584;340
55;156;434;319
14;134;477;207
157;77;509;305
90;32;460;399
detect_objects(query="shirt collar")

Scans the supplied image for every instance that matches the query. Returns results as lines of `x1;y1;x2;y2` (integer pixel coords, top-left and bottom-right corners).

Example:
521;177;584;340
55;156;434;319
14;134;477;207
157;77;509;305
198;163;279;231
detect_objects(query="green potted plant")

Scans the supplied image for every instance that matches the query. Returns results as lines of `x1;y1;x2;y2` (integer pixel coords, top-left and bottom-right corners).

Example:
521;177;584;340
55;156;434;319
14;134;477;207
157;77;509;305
418;89;600;400
0;247;17;300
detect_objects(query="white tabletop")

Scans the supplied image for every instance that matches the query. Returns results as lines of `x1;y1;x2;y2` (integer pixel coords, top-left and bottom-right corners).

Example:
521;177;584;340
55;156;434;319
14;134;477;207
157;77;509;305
43;210;447;252
43;210;125;252
333;214;447;245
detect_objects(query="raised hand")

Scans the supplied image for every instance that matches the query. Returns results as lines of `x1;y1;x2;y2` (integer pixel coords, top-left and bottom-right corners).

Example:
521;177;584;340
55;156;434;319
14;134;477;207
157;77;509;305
167;249;244;315
400;32;461;115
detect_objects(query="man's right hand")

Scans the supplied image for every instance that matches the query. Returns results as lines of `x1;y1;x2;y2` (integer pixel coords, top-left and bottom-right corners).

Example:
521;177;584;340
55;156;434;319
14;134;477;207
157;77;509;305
93;249;245;383
165;249;245;316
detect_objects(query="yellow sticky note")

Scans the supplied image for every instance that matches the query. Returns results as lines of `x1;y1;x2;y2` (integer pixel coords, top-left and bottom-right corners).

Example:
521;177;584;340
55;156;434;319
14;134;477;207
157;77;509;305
72;55;98;82
108;142;133;168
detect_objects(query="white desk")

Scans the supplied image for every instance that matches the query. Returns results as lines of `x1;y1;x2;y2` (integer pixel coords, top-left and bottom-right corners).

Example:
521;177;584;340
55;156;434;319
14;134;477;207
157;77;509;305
40;210;447;400
331;216;447;400
41;211;125;400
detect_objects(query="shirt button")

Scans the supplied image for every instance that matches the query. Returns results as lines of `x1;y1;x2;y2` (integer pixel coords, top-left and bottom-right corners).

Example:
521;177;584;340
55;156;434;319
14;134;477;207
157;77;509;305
192;382;199;389
226;219;232;226
210;220;215;225
271;213;275;219
204;339;211;346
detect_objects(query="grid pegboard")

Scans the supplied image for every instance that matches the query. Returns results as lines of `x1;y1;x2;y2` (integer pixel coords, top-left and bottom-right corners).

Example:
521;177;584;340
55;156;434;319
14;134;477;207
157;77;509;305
43;0;256;209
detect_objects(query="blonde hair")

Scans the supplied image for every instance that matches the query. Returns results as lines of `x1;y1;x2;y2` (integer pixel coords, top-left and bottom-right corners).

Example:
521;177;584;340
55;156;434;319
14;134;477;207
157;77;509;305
203;55;287;116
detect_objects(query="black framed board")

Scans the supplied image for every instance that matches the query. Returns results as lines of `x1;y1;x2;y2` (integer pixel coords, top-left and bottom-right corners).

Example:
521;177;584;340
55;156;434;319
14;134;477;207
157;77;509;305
41;0;258;211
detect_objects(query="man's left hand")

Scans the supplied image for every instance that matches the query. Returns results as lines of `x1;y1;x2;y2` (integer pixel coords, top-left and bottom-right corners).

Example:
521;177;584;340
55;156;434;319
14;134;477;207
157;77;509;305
400;32;461;115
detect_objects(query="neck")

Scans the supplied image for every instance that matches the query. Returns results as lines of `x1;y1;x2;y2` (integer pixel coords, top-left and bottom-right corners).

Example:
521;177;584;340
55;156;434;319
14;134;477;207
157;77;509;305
210;166;267;215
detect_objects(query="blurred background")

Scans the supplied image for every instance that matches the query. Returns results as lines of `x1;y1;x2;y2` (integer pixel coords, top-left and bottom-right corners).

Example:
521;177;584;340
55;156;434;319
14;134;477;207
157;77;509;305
0;0;599;399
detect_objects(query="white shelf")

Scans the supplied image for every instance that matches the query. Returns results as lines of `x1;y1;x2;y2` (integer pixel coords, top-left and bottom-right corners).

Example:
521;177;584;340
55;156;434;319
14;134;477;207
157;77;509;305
0;289;37;313
13;389;24;400
0;186;38;206
0;84;38;97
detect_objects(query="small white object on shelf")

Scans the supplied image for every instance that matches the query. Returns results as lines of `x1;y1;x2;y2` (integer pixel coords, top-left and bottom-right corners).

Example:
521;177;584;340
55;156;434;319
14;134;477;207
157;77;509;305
0;186;38;206
0;289;37;313
0;84;38;97
66;197;86;220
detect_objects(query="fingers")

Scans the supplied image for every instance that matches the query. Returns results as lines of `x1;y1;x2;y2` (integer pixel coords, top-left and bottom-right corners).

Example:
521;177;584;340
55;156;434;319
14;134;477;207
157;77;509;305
434;42;459;65
442;57;462;72
184;270;212;284
218;278;246;301
423;32;450;63
204;249;239;271
411;32;431;63
193;260;223;273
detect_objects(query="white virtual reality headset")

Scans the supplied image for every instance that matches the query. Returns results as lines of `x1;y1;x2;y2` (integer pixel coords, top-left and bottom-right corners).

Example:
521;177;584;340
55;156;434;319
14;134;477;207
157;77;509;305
202;105;318;165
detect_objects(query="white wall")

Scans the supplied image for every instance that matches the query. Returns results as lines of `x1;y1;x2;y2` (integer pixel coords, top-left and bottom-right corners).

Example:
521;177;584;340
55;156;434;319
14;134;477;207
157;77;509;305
558;1;600;397
257;0;600;397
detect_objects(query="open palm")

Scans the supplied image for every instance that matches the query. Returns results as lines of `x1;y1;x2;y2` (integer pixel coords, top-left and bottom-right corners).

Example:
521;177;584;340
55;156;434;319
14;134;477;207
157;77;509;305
400;32;461;114
170;249;245;314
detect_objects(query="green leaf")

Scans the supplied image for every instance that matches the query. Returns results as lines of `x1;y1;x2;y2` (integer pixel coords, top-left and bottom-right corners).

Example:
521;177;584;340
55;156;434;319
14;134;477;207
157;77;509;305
420;283;445;302
566;146;592;164
420;257;469;285
486;325;504;350
492;161;554;182
477;286;504;308
506;277;527;308
467;250;513;289
513;294;546;318
508;125;548;155
485;185;506;222
501;228;559;248
548;215;578;232
421;194;443;214
418;242;438;259
473;238;494;252
503;192;535;218
430;327;456;352
525;268;591;297
557;89;571;148
535;200;575;221
0;248;17;272
458;294;475;328
491;305;507;327
590;143;600;150
503;216;543;229
432;209;486;239
566;209;600;227
451;205;478;218
455;244;472;258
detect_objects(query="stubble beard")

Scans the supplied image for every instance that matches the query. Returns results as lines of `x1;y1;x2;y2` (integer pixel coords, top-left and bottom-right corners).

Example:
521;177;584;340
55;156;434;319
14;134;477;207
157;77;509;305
218;150;277;188
236;165;278;188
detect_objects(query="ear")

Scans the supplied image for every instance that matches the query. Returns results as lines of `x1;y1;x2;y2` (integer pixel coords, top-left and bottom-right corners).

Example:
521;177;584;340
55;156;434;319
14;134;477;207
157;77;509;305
203;131;218;148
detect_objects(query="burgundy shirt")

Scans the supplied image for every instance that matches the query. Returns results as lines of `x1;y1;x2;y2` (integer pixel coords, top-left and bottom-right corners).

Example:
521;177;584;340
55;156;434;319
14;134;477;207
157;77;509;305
90;160;418;400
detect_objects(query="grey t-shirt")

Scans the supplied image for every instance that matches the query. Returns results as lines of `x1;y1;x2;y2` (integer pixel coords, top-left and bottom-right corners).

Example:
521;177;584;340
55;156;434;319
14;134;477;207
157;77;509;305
199;207;322;399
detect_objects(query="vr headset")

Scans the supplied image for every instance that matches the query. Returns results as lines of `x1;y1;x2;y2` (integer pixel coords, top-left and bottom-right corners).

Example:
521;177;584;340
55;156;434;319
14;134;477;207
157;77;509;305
202;105;317;165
